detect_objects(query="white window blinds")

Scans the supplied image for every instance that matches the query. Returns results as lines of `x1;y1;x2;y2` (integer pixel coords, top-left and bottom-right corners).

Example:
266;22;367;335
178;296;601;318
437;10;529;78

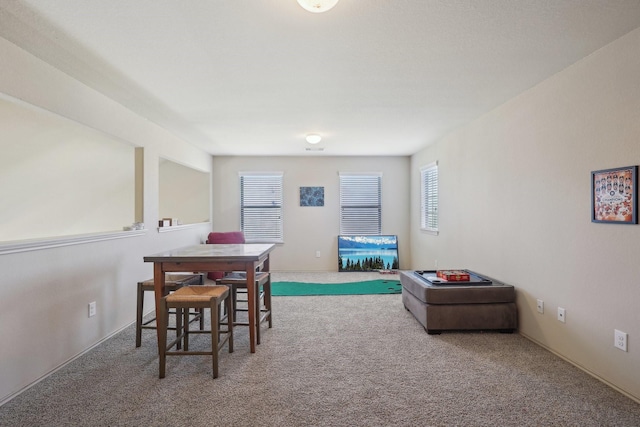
240;173;283;243
421;162;438;233
339;173;382;235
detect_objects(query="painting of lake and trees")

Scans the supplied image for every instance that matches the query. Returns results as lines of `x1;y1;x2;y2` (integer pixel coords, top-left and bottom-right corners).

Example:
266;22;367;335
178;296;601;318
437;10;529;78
338;235;400;272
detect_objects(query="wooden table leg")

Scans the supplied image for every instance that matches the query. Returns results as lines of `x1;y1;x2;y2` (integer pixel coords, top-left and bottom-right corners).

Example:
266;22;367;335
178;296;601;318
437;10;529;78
263;256;271;328
153;262;166;356
246;263;256;353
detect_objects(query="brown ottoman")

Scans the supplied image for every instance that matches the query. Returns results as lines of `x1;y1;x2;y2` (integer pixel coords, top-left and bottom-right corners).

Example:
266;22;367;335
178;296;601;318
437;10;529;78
400;270;517;334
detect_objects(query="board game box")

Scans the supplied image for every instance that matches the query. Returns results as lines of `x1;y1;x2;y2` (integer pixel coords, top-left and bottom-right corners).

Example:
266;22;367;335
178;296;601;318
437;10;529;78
436;270;470;281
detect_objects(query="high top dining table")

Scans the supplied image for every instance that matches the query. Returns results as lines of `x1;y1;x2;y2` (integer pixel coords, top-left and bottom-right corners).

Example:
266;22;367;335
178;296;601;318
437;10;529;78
144;243;275;355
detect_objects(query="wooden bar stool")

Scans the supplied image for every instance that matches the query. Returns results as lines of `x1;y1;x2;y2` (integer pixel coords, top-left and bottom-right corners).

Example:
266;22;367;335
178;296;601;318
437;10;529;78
158;285;233;379
205;231;272;346
135;273;204;347
218;271;272;344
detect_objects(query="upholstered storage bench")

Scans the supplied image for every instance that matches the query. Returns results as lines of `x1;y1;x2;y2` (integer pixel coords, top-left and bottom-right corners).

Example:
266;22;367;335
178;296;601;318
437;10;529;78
400;270;517;334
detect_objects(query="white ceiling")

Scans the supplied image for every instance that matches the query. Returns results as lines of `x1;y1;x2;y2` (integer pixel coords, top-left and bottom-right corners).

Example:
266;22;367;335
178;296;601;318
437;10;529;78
2;1;640;156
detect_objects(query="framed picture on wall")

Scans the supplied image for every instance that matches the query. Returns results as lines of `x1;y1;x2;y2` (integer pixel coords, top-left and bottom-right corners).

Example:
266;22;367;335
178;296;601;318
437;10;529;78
300;186;324;207
591;165;638;224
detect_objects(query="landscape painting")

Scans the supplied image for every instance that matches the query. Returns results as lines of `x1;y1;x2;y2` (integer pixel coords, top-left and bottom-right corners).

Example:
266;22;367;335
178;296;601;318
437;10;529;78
338;235;399;272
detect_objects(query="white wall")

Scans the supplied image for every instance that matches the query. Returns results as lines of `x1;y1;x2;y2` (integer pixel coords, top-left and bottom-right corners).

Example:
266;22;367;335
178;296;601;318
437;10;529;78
212;156;410;272
0;37;213;403
410;28;640;401
0;95;136;241
159;158;211;225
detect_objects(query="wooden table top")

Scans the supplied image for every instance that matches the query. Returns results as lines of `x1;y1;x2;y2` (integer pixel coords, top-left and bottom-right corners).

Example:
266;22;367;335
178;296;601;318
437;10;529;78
144;243;275;263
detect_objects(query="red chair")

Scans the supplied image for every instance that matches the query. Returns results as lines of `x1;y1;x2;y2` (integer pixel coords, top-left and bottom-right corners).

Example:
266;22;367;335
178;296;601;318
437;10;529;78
206;232;272;344
205;231;246;281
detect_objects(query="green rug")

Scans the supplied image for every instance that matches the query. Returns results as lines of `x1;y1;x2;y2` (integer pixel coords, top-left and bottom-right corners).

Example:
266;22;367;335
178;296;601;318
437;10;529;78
271;279;402;296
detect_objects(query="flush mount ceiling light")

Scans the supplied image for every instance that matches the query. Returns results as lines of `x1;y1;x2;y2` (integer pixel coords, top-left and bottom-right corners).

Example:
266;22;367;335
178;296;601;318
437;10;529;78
305;134;322;144
296;0;339;13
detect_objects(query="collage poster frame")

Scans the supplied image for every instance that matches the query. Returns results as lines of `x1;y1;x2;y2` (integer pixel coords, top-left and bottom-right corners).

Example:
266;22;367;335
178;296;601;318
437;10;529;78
591;165;638;224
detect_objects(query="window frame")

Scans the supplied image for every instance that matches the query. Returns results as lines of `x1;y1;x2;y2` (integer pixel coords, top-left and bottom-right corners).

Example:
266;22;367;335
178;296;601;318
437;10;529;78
239;172;284;243
420;162;439;235
339;172;382;235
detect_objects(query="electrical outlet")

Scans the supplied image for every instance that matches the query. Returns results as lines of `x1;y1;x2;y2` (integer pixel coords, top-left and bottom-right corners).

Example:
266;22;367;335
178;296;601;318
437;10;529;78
614;329;628;352
536;299;544;314
434;260;438;269
557;307;565;323
88;301;97;318
315;250;321;258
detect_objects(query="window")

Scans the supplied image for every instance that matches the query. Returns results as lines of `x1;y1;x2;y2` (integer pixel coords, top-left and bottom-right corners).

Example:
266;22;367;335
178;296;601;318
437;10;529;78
421;162;438;233
240;172;283;243
339;172;382;235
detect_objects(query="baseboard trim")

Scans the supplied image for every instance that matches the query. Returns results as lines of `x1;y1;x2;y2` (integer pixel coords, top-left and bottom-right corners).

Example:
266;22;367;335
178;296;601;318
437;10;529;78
0;320;135;407
520;332;640;404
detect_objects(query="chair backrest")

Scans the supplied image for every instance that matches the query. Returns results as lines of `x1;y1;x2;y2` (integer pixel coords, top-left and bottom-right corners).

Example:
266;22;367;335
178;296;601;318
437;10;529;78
206;231;246;280
206;231;245;245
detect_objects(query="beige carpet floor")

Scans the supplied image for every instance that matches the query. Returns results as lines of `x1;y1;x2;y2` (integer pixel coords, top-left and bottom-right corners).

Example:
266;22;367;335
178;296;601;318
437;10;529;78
1;272;639;426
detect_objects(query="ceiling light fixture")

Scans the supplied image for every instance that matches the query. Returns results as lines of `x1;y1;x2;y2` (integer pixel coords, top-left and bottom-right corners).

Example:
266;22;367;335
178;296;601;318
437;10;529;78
305;134;322;144
296;0;339;13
